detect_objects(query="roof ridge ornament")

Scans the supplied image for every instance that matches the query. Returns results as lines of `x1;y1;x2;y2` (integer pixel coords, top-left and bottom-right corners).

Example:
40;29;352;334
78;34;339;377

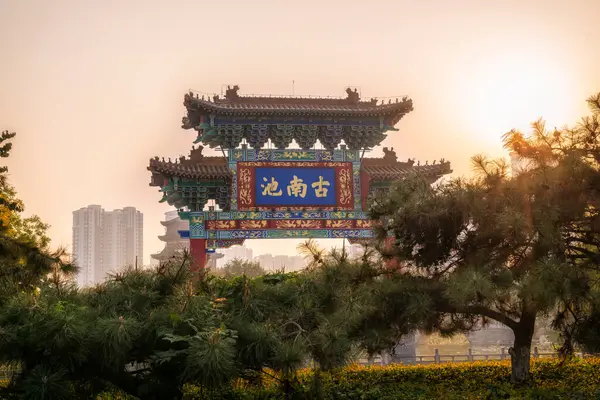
345;87;360;104
188;145;204;163
225;85;240;100
382;147;397;162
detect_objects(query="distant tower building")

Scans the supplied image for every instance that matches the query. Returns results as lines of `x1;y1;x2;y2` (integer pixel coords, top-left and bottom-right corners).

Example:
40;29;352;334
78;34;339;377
102;207;144;278
72;205;104;287
152;211;222;269
152;211;189;263
72;205;144;286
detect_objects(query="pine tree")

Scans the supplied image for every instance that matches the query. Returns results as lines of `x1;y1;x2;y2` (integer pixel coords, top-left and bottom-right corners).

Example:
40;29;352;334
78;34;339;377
1;244;388;398
0;130;75;303
213;257;266;278
369;93;600;384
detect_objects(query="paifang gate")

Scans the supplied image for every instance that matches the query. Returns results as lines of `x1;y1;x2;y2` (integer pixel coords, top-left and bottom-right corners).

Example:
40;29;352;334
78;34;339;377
147;85;452;270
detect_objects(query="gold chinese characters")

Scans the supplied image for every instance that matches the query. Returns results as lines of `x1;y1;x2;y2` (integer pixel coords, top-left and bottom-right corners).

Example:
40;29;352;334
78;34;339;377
261;177;283;196
287;175;307;198
260;175;331;198
311;176;330;198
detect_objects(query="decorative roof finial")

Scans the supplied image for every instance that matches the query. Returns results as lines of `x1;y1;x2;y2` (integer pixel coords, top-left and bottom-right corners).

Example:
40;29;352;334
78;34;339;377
188;145;204;163
225;85;240;100
345;87;360;104
382;147;397;162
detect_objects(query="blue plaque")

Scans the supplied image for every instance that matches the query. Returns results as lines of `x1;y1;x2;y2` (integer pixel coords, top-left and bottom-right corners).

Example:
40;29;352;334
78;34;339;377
255;167;336;206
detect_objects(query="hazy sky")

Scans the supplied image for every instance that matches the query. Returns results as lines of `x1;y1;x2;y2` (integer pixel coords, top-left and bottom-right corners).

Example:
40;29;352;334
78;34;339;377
1;0;599;264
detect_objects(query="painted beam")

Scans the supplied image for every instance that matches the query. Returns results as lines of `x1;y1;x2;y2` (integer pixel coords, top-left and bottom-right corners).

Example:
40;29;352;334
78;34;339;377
178;228;375;240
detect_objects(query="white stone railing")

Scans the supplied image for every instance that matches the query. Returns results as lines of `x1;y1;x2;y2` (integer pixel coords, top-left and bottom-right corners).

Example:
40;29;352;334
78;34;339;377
358;347;594;365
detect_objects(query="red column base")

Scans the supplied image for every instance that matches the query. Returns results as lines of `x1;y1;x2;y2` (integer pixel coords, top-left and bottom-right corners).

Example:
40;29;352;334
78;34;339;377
384;236;401;271
189;238;207;273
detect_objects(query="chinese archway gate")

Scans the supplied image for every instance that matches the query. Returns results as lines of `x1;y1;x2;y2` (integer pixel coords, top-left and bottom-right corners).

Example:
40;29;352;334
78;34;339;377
148;86;452;270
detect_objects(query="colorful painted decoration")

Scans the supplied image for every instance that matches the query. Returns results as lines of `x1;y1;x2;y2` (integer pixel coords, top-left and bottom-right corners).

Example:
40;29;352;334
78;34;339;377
148;87;453;268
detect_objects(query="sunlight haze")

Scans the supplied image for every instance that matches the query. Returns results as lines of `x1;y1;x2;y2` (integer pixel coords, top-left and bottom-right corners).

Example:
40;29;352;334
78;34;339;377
1;0;599;263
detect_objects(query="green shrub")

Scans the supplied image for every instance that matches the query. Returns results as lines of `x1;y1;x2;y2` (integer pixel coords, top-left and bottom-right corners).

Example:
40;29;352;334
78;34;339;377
182;358;600;399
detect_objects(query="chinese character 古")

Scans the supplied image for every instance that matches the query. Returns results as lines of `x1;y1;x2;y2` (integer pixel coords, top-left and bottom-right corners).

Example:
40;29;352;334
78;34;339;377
287;175;307;198
261;177;282;196
312;176;330;197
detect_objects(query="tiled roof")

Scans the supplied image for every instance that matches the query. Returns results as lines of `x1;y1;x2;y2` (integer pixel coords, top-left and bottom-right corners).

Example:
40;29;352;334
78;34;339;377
184;88;413;120
187;97;412;115
148;156;230;182
361;151;452;180
158;233;188;242
160;218;189;228
149;155;451;182
364;162;452;181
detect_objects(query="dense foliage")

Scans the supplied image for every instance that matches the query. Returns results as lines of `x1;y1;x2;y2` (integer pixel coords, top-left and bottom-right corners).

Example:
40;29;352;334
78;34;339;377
212;258;266;279
369;93;600;384
0;130;75;304
0;243;403;399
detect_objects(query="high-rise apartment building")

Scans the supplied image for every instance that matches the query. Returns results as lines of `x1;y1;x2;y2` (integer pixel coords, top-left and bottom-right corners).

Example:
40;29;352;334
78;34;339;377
72;205;143;286
72;205;104;287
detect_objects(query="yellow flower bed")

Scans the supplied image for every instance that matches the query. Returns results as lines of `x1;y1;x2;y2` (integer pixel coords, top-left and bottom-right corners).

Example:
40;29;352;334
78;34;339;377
202;358;600;399
5;359;600;399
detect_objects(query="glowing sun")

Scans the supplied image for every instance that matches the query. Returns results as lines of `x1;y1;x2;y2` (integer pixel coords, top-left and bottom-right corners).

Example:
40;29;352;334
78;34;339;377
465;55;577;149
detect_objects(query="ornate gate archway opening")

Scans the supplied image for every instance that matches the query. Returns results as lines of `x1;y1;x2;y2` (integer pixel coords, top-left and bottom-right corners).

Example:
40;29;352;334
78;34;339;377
148;86;452;270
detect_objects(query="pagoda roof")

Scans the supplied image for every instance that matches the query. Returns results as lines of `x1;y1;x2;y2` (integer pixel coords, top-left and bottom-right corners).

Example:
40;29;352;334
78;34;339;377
148;155;230;181
363;160;451;181
151;244;188;260
362;148;452;181
158;233;188;242
184;86;413;124
160;218;189;228
149;148;451;183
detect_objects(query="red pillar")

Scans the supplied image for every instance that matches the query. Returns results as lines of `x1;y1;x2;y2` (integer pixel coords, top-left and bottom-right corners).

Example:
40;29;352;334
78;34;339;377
384;236;400;271
189;238;207;272
360;170;371;211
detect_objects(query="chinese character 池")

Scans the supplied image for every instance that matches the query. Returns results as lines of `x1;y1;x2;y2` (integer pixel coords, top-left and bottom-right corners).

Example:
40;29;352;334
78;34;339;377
287;175;307;198
312;176;330;198
261;177;282;196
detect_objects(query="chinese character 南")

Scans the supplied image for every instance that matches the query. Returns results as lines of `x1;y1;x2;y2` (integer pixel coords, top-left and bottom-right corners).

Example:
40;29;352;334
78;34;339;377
287;175;307;198
261;177;282;196
312;176;330;198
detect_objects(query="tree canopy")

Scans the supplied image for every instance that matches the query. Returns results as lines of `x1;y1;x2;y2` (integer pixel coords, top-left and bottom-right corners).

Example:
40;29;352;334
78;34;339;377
213;257;266;279
0;243;398;399
0;130;75;304
369;93;600;384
